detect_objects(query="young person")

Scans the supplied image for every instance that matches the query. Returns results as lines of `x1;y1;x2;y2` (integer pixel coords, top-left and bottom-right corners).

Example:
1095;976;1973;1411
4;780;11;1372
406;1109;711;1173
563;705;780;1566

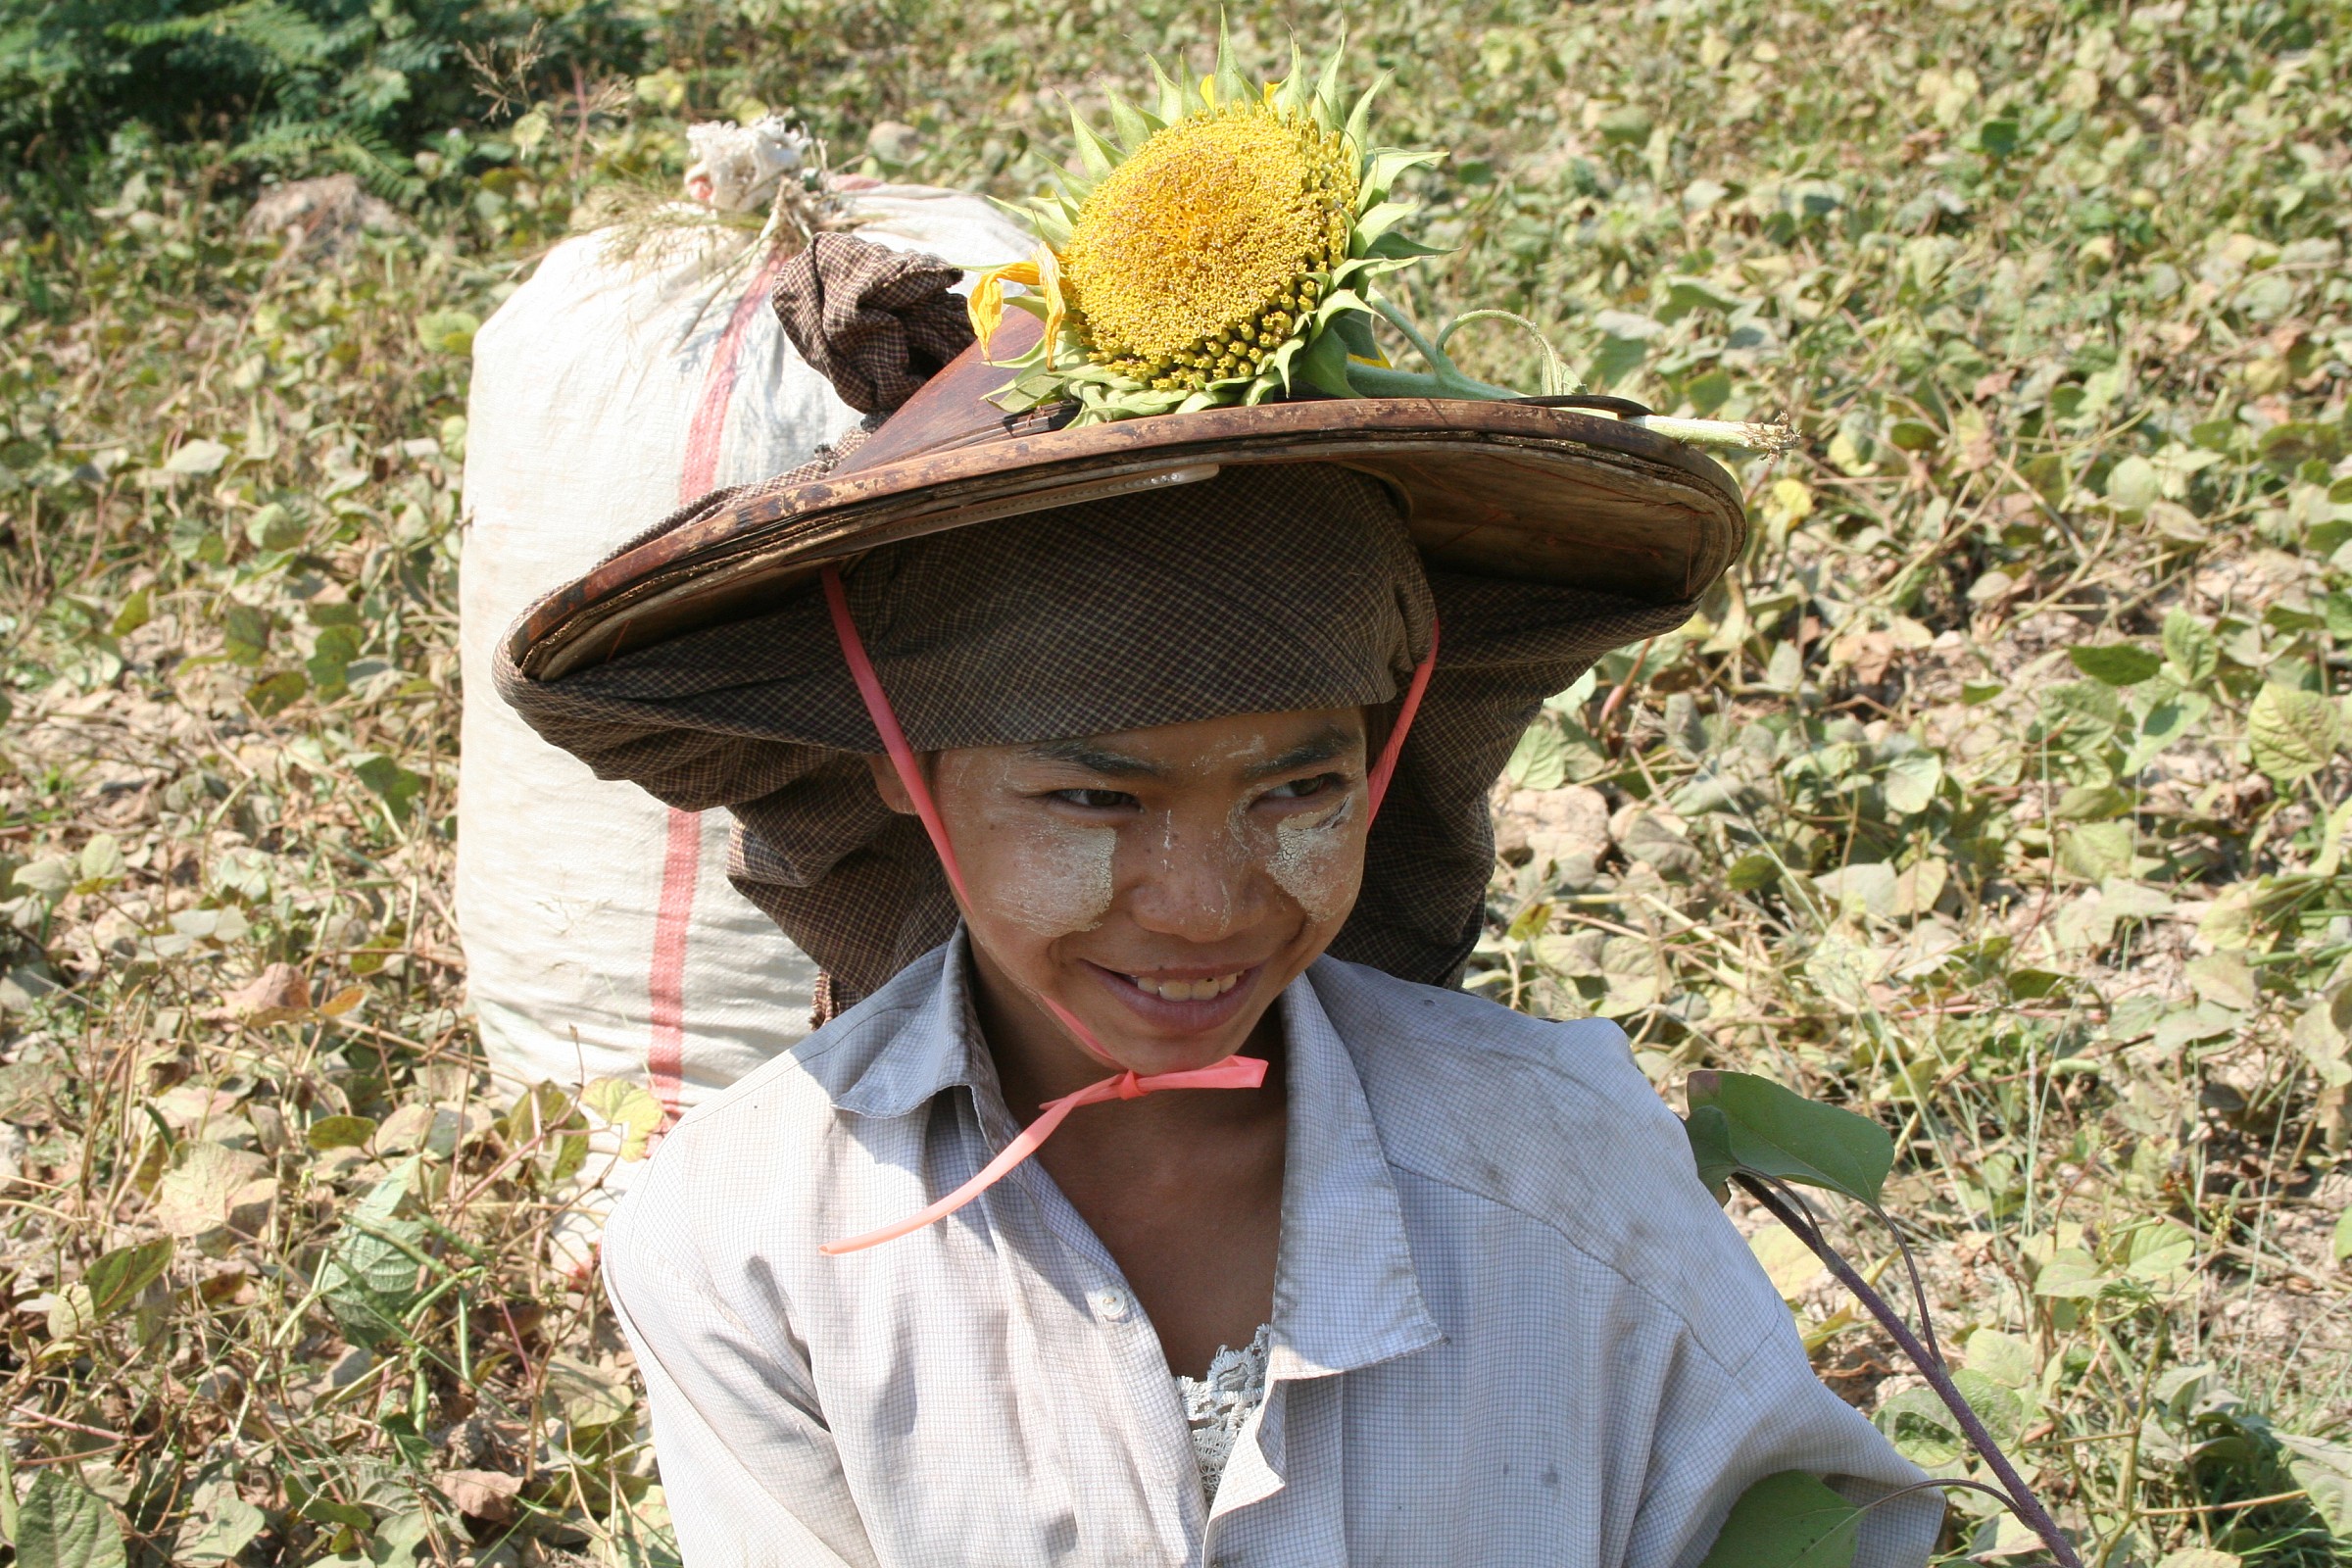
499;50;1937;1566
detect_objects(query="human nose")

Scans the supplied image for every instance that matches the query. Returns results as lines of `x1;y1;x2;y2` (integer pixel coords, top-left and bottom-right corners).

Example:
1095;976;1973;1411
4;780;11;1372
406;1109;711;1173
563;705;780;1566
1123;806;1269;941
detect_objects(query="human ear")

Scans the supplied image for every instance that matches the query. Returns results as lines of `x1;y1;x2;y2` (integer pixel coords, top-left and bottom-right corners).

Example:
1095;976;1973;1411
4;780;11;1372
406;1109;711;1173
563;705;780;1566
862;752;917;815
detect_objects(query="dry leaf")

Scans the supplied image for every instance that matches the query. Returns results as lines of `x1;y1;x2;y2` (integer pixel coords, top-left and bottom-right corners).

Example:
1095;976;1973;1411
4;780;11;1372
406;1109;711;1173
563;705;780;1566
220;962;311;1025
435;1468;522;1522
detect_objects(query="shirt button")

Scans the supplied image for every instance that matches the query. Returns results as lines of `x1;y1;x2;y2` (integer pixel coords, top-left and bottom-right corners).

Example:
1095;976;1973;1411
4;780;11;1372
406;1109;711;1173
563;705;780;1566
1089;1287;1132;1321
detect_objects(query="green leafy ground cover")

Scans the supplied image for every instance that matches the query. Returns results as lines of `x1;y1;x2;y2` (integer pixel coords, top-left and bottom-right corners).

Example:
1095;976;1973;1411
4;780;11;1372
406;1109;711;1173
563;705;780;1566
0;1;2347;1562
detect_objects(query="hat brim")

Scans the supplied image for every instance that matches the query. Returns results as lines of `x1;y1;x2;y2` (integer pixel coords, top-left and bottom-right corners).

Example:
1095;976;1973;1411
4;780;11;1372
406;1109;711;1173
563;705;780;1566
511;333;1746;682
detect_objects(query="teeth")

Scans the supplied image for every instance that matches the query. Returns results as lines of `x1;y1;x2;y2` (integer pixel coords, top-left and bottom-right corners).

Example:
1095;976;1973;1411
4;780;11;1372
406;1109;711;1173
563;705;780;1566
1128;972;1242;1002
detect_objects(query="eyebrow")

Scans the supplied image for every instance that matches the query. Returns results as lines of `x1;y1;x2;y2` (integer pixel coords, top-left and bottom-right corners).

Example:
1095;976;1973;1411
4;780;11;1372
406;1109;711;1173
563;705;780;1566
1018;723;1363;782
1019;740;1169;779
1243;724;1363;781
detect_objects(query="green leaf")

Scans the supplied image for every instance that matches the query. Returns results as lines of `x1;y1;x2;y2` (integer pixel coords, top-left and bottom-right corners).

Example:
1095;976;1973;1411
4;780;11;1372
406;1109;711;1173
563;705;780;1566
77;832;124;889
545;1351;637;1433
2280;1432;2352;1541
2162;609;2219;686
2104;454;2161;512
173;1483;266;1567
1211;18;1250;112
16;1473;126;1568
1065;103;1117;180
307;1113;379;1151
415;310;479;357
2068;644;2162;687
1962;1328;2035;1390
48;1236;173;1340
2122;1221;2195;1283
2126;692;2211;773
245;668;307;716
2032;1246;2109;1298
1695;1470;1861;1568
162;438;229;476
1882;751;1942;815
1684;1071;1892;1206
2059;821;2135;882
318;1160;432;1347
2334;1204;2352;1264
352;754;426;822
1099;88;1153;154
1877;1384;1968;1465
110;586;152;636
1685;1104;1739;1201
220;603;270;663
2248;683;2341;783
584;1076;666;1161
1505;723;1568;791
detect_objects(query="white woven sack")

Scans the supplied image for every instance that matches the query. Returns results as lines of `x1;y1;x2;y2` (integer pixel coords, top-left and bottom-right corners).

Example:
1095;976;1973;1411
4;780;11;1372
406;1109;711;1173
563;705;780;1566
457;181;1029;1118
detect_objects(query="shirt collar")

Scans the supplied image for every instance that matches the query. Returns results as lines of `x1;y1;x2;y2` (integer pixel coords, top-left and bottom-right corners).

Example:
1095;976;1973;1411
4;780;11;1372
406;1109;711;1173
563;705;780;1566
800;933;1443;1377
1269;962;1445;1379
799;931;988;1119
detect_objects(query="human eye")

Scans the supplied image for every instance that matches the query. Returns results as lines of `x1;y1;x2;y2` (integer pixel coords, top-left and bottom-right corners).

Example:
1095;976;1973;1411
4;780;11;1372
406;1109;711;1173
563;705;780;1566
1048;788;1141;810
1262;772;1347;802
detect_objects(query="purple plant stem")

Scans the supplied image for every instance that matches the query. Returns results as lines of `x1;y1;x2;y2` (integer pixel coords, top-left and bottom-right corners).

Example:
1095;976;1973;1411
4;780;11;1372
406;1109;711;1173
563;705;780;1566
1735;1174;2083;1568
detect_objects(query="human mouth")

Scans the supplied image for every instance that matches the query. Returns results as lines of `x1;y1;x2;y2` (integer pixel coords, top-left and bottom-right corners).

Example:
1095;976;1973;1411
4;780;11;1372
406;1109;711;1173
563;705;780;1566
1123;971;1243;1002
1081;961;1264;1033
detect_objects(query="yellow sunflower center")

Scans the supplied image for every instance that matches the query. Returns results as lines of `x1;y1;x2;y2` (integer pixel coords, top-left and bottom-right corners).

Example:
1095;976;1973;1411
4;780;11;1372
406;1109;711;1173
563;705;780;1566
1059;106;1357;392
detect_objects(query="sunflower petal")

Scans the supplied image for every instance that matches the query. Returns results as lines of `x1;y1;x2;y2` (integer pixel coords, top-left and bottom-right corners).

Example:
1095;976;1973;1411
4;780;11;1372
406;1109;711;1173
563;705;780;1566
968;259;1045;358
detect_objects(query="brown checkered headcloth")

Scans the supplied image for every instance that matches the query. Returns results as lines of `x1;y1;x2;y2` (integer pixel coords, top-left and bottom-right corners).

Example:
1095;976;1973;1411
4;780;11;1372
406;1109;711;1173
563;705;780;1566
498;462;1688;1004
769;232;976;415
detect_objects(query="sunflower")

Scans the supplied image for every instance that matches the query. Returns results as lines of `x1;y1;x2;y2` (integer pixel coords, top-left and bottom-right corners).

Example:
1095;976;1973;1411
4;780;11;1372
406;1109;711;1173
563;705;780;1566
968;30;1446;425
966;29;1795;453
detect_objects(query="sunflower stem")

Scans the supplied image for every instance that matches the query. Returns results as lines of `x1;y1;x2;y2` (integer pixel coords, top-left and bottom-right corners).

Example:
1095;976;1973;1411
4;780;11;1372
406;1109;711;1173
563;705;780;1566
1624;414;1798;453
1344;363;1796;453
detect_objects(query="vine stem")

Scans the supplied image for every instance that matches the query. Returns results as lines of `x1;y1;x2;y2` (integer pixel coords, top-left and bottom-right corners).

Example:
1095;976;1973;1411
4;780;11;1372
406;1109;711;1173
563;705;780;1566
1734;1174;2084;1568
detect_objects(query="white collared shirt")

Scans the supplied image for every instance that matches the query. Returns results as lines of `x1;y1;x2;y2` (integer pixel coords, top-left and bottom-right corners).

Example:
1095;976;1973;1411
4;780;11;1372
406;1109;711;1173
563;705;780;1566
602;936;1939;1567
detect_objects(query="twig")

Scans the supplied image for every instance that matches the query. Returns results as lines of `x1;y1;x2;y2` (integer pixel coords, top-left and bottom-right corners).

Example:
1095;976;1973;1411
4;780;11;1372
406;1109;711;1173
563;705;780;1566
2135;1488;2308;1517
1736;1173;2084;1568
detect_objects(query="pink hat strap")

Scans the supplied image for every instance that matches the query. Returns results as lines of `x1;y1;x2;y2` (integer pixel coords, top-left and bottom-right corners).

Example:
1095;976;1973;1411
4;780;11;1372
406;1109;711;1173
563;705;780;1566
816;564;1436;1254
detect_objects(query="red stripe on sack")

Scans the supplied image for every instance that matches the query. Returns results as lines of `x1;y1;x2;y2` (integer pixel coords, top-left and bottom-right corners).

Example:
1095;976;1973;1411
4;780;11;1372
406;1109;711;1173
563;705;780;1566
645;807;703;1116
679;247;794;495
646;245;795;1116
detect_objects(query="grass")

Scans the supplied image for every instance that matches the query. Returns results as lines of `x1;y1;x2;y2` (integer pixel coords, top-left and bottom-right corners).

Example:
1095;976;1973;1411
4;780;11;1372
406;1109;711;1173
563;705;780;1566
0;0;2347;1562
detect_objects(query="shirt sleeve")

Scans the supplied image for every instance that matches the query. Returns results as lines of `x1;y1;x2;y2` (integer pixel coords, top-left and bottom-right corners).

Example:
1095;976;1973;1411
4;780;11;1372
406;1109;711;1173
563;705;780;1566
602;1178;878;1568
1626;1284;1943;1568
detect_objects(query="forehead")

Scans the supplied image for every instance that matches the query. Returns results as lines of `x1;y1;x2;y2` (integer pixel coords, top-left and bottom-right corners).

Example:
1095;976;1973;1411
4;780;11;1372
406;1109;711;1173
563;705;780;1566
1008;708;1366;779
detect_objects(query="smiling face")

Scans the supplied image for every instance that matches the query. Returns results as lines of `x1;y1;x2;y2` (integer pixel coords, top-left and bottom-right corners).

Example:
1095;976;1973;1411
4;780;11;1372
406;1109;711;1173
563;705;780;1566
865;707;1369;1083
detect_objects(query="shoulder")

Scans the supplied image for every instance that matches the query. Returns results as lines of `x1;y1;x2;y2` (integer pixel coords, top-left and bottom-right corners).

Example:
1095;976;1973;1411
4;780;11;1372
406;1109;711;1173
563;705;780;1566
606;950;949;1277
1307;958;1777;1361
1306;956;1675;1165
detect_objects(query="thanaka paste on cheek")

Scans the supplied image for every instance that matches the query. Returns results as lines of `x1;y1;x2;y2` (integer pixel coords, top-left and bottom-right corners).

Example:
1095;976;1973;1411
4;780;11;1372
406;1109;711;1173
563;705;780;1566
948;755;1117;938
994;816;1116;936
1266;793;1359;923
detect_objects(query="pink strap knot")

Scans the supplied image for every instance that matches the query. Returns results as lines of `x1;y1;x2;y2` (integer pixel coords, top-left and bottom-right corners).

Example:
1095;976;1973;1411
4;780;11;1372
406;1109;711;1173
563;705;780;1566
815;564;1435;1254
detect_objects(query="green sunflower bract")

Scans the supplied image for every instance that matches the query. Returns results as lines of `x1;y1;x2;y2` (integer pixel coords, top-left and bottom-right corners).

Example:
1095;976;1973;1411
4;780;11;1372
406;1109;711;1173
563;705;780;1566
969;31;1446;426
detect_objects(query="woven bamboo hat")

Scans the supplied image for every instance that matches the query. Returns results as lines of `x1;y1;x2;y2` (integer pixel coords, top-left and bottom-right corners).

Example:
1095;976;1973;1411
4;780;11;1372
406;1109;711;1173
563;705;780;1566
508;292;1743;684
